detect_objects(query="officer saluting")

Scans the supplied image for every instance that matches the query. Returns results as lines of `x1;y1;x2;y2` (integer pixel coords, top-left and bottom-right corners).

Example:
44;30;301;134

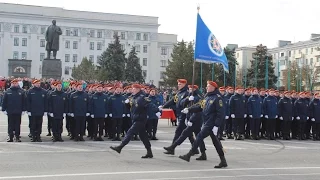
110;84;158;158
2;79;25;142
179;81;227;168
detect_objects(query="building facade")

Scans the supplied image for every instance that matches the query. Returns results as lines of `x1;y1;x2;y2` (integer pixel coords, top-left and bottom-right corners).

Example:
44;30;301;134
235;46;256;70
0;3;177;86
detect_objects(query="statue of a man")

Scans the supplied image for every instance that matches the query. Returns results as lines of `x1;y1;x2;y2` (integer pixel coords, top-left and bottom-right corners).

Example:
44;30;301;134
45;20;62;59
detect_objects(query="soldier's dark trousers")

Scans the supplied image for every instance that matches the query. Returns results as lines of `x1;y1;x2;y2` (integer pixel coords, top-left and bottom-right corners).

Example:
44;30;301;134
244;117;250;136
28;115;33;135
86;117;93;137
173;120;195;144
226;118;232;135
282;120;292;138
70;117;75;137
250;118;261;138
93;118;104;137
275;118;282;136
298;121;306;139
305;120;312;138
8;114;21;138
191;126;224;157
147;119;159;137
260;118;266;136
291;119;298;138
266;119;276;138
74;116;86;137
122;117;132;134
52;118;63;136
173;125;205;152
66;115;71;134
31;116;43;137
218;118;226;138
232;118;244;135
47;115;52;133
121;121;151;150
312;122;320;139
105;117;112;137
112;118;123;138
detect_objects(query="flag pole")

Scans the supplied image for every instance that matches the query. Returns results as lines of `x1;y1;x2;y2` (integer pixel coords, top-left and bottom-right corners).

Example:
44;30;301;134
191;6;200;95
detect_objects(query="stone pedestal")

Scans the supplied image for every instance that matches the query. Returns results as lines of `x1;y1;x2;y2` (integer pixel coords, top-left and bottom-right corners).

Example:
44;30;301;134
42;59;62;80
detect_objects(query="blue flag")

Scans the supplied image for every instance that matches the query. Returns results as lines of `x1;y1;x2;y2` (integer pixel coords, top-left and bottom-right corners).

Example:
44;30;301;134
194;13;229;72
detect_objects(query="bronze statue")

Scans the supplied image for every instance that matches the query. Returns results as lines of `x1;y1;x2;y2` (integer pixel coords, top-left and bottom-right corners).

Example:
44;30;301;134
45;20;62;59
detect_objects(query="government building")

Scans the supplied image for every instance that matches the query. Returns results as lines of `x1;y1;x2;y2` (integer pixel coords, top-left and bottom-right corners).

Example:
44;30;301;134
0;3;177;86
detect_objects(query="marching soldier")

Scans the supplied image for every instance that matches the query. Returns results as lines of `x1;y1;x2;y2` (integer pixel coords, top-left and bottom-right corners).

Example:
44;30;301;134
179;81;227;168
110;84;158;158
147;88;162;140
2;79;25;142
278;91;293;140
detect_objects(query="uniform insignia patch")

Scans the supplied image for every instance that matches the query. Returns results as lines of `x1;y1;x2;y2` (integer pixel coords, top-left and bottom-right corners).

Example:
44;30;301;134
63;98;66;100
42;94;45;97
219;100;223;107
84;98;87;101
135;103;138;107
181;95;184;99
18;93;21;95
104;99;106;102
210;100;214;104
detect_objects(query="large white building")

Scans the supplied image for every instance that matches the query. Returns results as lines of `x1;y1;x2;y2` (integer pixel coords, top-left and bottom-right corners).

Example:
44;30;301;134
235;46;256;70
0;3;177;86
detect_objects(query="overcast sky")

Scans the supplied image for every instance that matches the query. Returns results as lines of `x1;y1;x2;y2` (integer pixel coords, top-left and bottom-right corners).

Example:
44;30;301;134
1;0;319;48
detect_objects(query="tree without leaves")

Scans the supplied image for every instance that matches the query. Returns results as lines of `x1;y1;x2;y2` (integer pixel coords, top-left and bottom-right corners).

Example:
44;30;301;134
71;57;97;81
125;47;144;83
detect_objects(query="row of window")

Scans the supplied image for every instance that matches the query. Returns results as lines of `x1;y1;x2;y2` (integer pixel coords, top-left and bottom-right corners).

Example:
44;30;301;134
276;47;319;58
13;51;27;59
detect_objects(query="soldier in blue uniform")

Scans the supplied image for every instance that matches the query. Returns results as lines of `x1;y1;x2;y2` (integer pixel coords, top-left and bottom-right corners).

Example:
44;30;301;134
262;89;278;140
69;83;90;141
294;92;309;140
178;81;227;168
291;91;298;139
278;91;294;140
46;82;56;137
65;82;76;138
247;88;263;140
147;88;162;140
2;79;25;142
105;86;115;138
310;93;320;140
218;87;228;141
225;87;234;139
90;84;108;141
122;87;132;136
243;88;251;139
110;84;158;158
48;81;68;142
27;79;48;142
229;87;246;140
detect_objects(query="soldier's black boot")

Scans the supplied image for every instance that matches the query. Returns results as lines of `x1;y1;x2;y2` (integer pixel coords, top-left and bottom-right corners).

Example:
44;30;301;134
46;131;51;137
179;150;194;162
79;136;85;141
141;148;153;159
7;136;13;142
31;136;37;142
110;145;124;154
58;135;64;142
52;135;58;142
37;136;42;142
196;152;207;161
163;144;176;155
214;155;228;168
15;136;21;142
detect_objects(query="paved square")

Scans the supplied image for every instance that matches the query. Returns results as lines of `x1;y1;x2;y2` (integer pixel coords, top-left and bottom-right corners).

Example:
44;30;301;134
0;114;320;180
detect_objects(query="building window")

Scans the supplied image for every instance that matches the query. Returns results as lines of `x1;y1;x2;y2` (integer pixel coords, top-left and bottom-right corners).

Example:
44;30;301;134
143;58;147;66
142;70;147;78
136;33;141;40
305;48;308;55
41;27;46;34
22;38;27;46
299;49;301;54
73;54;77;62
143;33;148;41
66;29;70;36
89;30;95;38
14;25;19;33
135;45;140;52
73;41;78;49
113;31;118;36
317;57;320;62
161;60;167;67
97;42;102;50
14;38;19;46
97;30;102;38
21;52;27;59
90;42;94;50
121;44;125;51
40;53;45;61
161;47;167;55
39;65;42;74
65;54;70;62
288;51;291;57
13;51;19;59
64;66;70;75
121;32;125;40
280;52;284;57
22;26;27;33
65;40;70;48
73;29;78;36
310;58;313;65
143;45;148;53
311;48;313;54
40;39;45;47
237;53;239;58
97;55;101;62
160;71;166;79
89;55;94;63
306;59;308;65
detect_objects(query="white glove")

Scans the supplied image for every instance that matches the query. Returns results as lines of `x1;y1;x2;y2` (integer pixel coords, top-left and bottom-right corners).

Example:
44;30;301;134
261;114;263;117
244;114;247;118
86;113;90;117
91;115;94;118
311;118;315;122
181;108;189;114
109;114;112;118
28;112;31;116
122;114;126;117
105;114;108;118
22;111;25;115
188;96;194;101
3;111;7;115
49;113;53;117
296;116;300;120
187;121;193;127
63;113;66;117
292;117;294;120
156;112;161;118
265;115;268;119
125;99;129;104
249;115;253;118
225;116;229;119
0;107;2;111
127;114;130;117
43;112;47;116
275;115;278;118
158;106;163;111
70;113;74;117
280;117;283;120
212;126;218;136
307;117;309;120
231;114;235;118
185;119;188;126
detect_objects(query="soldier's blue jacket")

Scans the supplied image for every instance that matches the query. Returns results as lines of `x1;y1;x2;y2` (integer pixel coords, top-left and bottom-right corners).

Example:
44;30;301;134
180;89;202;124
247;94;263;119
188;89;224;128
278;96;293;121
123;93;131;115
90;92;108;118
222;94;230;118
69;91;90;117
294;98;309;121
263;95;278;119
48;90;68;119
27;87;48;116
108;93;125;118
309;98;320;123
163;85;189;121
2;86;25;115
147;95;161;120
229;93;246;118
